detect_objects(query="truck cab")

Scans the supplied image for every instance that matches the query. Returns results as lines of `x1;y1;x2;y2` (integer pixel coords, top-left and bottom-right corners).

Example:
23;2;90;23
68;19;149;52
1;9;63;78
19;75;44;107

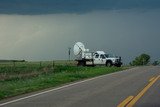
93;51;122;67
94;51;106;65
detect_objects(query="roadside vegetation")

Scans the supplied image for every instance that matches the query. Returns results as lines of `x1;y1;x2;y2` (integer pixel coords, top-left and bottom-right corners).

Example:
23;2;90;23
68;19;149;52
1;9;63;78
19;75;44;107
129;53;150;66
0;61;127;100
129;53;160;66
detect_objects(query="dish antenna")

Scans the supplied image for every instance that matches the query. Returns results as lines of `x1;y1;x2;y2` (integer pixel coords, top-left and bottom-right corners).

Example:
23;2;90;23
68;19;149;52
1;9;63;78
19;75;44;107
73;42;89;56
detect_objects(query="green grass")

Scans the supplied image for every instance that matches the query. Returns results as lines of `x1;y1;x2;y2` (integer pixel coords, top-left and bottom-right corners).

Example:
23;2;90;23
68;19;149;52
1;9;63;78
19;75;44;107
0;61;128;100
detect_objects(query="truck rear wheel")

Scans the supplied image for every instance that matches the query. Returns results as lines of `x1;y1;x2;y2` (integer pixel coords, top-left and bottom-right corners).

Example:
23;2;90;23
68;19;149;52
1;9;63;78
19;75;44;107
77;61;85;66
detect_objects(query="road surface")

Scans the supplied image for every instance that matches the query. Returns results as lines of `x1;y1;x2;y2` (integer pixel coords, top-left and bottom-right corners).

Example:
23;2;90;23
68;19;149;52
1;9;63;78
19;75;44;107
0;66;160;107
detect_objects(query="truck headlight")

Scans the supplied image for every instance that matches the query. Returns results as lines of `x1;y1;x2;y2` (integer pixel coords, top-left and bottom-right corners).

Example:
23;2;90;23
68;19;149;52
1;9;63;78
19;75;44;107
112;59;116;63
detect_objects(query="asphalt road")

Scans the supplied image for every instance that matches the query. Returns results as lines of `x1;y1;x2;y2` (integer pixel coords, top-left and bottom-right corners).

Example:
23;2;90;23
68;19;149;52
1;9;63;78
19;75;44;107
0;66;160;107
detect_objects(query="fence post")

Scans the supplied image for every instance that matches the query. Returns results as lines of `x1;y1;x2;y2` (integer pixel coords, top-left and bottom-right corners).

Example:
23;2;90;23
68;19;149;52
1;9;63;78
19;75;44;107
13;61;16;68
40;61;42;68
12;61;16;72
52;61;55;68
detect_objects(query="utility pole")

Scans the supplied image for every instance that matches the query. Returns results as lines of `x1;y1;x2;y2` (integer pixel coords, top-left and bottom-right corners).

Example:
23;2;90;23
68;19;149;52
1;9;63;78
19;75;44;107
68;47;71;62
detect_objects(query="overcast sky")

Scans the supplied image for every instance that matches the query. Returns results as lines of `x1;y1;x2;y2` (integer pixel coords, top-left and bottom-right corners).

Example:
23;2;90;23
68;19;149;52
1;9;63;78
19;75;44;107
0;0;160;64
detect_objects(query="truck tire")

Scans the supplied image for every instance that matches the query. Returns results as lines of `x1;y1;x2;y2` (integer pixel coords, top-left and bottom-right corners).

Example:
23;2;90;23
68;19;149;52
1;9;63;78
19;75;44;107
77;61;85;66
106;61;112;67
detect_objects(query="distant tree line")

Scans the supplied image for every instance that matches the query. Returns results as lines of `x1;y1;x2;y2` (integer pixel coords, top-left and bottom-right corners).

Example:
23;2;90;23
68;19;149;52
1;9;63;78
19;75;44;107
0;60;25;63
152;60;160;66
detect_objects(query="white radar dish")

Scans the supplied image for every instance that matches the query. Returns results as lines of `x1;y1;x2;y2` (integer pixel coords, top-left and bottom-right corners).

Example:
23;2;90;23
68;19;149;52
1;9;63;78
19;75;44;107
73;42;85;55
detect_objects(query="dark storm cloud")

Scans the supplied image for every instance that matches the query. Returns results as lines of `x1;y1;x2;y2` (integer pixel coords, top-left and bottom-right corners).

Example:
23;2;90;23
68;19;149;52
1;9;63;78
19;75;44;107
0;10;160;64
0;0;160;14
0;0;160;64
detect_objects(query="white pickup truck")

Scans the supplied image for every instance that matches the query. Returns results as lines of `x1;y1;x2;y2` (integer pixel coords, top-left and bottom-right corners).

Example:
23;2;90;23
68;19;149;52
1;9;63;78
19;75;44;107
74;42;122;67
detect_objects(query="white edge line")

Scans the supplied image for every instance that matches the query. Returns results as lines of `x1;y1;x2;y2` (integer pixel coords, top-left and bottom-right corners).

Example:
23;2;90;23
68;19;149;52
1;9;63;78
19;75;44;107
0;67;134;106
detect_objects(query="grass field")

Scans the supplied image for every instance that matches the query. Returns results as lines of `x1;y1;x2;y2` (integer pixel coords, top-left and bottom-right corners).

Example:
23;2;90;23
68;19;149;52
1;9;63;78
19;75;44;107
0;61;128;100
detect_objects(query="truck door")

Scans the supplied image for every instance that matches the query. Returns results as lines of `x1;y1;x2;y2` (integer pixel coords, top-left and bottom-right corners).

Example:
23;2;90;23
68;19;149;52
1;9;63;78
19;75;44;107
100;54;106;64
94;54;101;65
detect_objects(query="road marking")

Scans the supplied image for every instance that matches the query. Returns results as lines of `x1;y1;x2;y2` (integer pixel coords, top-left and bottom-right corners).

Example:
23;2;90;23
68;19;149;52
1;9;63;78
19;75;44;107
117;96;134;107
118;75;160;107
126;75;160;107
149;77;155;82
0;68;134;106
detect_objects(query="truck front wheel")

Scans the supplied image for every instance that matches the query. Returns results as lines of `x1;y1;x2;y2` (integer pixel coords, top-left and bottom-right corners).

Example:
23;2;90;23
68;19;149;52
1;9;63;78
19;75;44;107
106;61;112;67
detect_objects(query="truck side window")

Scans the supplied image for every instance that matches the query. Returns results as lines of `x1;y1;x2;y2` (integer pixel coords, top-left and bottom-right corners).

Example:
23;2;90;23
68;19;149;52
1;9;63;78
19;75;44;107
95;54;99;58
100;54;105;59
105;54;109;58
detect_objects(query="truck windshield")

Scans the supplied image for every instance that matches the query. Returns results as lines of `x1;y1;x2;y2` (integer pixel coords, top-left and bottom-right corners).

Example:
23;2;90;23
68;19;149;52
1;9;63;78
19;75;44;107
105;54;116;58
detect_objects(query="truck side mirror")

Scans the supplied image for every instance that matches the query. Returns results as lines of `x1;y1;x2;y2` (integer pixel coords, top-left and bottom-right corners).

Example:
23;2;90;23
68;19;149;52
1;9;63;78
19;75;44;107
119;57;121;60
